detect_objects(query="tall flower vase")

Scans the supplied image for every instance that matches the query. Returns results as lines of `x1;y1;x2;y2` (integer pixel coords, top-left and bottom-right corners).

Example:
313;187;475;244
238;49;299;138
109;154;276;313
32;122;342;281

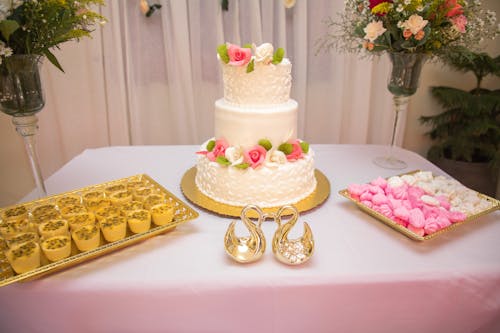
0;55;47;198
373;52;427;169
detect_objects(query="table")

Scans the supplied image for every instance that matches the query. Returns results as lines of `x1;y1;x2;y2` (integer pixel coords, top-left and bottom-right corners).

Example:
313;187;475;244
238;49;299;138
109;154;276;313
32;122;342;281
1;145;499;333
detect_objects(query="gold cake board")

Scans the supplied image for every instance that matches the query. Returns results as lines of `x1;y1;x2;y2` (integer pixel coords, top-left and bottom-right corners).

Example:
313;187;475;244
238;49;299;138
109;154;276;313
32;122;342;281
180;167;330;218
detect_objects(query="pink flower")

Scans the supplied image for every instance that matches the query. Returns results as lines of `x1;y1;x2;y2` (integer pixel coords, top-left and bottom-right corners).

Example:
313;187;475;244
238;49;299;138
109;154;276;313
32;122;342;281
286;140;304;161
403;29;413;40
450;15;467;33
444;0;464;17
243;145;267;168
207;139;229;162
227;44;252;67
414;30;425;41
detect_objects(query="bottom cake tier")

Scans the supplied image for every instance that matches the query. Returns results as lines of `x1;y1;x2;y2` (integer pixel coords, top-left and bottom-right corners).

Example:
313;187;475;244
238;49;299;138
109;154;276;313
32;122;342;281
195;147;317;208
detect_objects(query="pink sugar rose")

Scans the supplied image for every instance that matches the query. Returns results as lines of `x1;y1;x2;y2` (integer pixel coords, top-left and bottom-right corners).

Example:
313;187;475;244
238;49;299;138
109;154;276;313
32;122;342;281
286;140;304;161
207;139;229;162
227;44;252;66
243;145;267;169
450;15;467;33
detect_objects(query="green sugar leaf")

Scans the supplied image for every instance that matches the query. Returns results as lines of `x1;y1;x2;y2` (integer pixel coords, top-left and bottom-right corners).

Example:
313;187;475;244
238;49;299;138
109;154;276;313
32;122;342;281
217;44;230;64
278;143;293;155
300;141;309;153
216;156;231;166
258;139;272;151
246;59;255;73
272;47;285;65
234;163;250;169
206;140;216;152
242;43;253;49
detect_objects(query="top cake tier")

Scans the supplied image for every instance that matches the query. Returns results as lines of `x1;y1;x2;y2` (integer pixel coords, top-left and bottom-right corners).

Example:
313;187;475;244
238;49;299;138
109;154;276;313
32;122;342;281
218;43;292;106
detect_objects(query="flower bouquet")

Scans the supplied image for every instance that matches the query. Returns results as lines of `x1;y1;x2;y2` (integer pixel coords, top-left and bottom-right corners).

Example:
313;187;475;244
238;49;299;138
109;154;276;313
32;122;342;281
0;0;105;198
319;0;498;169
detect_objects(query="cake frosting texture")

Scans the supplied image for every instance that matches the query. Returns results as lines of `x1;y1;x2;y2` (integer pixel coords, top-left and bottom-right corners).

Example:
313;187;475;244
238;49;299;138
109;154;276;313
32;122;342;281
195;43;316;207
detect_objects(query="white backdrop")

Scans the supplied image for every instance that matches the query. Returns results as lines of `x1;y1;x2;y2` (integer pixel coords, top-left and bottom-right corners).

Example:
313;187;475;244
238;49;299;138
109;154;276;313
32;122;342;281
0;0;498;206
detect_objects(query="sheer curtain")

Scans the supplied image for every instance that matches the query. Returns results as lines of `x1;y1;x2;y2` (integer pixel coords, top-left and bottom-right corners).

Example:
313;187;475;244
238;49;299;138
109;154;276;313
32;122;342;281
0;0;416;205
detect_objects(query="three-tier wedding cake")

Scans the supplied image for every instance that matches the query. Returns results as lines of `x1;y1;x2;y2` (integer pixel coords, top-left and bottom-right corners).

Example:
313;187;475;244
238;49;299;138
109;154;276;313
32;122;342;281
195;43;316;208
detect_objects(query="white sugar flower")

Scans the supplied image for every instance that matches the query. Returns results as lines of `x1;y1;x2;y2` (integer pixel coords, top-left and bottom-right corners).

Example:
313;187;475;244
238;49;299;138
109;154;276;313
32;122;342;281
363;20;386;42
225;146;244;166
401;14;428;34
253;43;274;64
270;150;287;164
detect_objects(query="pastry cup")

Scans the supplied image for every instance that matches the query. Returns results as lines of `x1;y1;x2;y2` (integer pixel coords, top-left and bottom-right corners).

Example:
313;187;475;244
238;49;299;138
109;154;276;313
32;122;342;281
127;209;151;234
38;219;69;238
82;190;105;206
95;206;123;223
6;232;39;249
2;205;28;222
6;241;41;274
150;203;174;226
100;216;127;242
104;184;127;196
55;195;82;209
133;187;154;202
31;204;58;220
72;224;100;252
60;204;88;219
109;190;133;206
84;198;112;213
0;219;31;240
41;235;72;262
121;201;144;215
143;194;165;210
67;212;96;231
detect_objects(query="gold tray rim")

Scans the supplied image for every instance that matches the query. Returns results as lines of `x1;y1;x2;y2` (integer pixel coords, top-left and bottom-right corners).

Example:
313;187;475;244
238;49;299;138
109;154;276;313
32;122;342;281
180;167;330;218
338;170;500;241
0;174;199;287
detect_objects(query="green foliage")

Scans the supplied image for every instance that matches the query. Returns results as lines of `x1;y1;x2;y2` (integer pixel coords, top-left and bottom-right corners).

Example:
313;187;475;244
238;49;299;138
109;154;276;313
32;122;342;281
258;139;272;151
246;59;254;73
216;156;231;166
272;48;284;65
217;44;229;63
0;0;105;72
420;49;500;170
278;143;293;155
206;140;216;152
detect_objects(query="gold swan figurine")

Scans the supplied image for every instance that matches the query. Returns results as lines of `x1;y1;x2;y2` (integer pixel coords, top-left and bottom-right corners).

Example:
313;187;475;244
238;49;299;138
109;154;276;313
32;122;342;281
272;205;314;265
224;205;266;263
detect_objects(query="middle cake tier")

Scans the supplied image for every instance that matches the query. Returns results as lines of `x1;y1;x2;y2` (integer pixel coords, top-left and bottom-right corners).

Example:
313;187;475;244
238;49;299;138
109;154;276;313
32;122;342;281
214;98;298;149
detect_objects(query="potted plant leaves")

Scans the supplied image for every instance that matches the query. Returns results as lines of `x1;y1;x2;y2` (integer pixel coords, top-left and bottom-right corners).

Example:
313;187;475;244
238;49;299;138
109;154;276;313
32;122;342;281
420;47;499;197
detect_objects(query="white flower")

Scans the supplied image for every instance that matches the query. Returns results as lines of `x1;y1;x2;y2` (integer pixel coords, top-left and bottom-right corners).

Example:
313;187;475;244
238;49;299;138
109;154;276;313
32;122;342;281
363;20;386;42
283;0;296;9
401;14;428;34
396;5;404;13
270;150;287;164
225;146;244;166
252;43;274;64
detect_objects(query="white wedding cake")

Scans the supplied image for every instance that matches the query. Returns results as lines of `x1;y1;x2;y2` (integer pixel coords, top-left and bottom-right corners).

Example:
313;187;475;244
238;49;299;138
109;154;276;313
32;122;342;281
195;43;316;208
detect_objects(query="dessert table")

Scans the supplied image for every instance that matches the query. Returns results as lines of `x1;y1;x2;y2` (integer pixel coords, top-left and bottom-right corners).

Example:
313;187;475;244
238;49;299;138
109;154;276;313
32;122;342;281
0;144;499;333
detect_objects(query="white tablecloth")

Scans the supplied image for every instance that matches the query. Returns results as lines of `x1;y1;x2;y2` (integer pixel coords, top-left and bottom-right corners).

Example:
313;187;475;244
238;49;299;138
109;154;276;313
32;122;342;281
1;145;499;333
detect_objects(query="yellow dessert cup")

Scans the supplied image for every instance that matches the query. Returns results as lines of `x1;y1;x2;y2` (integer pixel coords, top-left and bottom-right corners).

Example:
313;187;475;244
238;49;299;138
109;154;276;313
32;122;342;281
121;201;144;215
150;203;174;226
2;205;28;222
0;219;31;240
38;219;70;238
6;241;41;274
104;183;127;196
60;204;88;219
6;232;39;249
127;209;151;234
55;195;82;209
109;190;133;206
85;198;112;213
67;212;96;231
100;216;127;242
41;235;72;262
143;194;165;210
72;224;100;252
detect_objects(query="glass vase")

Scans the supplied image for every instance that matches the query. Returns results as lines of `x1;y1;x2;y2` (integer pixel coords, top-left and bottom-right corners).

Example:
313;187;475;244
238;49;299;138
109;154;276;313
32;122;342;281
0;55;47;198
373;52;427;170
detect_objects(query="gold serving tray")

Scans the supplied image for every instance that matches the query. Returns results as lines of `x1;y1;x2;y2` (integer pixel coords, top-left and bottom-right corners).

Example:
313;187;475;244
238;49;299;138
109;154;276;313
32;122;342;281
181;167;330;218
0;174;199;287
339;172;500;241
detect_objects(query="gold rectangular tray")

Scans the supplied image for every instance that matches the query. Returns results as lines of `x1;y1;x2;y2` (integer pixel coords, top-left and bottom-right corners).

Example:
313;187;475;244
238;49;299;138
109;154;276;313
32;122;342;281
0;174;199;287
339;172;500;241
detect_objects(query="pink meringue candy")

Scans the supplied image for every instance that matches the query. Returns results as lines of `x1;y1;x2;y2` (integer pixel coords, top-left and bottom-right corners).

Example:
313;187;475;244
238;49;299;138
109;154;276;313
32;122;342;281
370;177;388;189
424;217;441;235
372;193;388;206
408;208;426;228
407;224;425;237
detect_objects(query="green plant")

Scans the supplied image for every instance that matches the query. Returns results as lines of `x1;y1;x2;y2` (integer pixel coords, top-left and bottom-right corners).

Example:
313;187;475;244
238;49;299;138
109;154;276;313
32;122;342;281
420;47;500;170
0;0;105;72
